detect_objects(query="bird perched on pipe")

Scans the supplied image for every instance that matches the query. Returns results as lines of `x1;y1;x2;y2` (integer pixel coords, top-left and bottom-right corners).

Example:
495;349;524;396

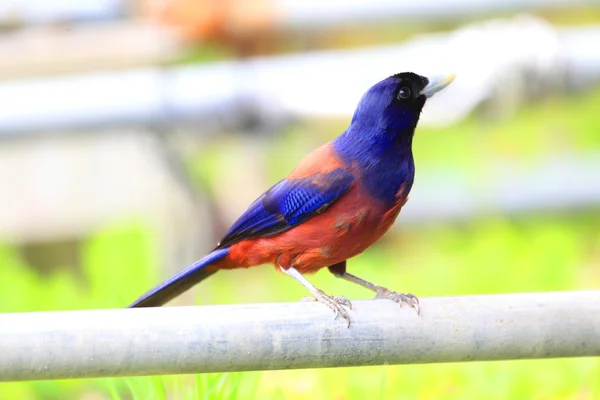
130;72;455;326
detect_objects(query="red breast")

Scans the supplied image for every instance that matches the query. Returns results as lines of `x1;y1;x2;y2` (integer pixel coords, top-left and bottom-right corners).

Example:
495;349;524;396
222;183;408;274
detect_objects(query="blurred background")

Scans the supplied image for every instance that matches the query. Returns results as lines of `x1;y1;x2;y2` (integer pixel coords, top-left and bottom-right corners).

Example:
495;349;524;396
0;0;599;399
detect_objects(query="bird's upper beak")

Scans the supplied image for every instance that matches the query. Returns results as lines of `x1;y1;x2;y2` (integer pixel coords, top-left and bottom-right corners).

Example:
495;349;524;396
420;74;456;98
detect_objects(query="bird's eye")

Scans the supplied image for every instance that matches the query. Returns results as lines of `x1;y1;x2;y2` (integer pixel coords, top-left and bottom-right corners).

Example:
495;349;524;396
397;87;411;100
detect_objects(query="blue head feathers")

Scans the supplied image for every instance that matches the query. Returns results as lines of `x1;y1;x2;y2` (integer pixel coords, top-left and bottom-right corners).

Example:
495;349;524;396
350;72;428;136
333;72;454;205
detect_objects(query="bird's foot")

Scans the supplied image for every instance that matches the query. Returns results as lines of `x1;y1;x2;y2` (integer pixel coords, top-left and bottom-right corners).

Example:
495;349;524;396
301;291;353;327
374;288;420;315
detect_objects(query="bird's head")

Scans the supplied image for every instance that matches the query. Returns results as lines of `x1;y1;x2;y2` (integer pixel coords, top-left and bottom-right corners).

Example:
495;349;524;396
350;72;455;143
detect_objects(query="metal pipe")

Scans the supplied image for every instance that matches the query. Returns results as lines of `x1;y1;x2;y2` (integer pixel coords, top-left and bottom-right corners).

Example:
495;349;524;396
1;291;598;381
2;23;600;136
278;0;596;29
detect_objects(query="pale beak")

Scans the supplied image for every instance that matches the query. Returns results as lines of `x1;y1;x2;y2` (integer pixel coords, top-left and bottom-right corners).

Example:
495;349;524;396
420;74;456;98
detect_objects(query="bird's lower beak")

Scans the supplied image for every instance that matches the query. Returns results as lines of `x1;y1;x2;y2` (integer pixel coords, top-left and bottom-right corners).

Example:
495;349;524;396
420;74;456;98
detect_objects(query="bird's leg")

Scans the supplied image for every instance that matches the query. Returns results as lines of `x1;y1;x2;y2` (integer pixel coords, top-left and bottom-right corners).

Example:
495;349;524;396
280;265;352;327
328;261;420;315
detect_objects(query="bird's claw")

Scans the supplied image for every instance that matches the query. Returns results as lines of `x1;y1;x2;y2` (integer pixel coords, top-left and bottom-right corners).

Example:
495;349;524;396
301;292;353;327
375;288;420;315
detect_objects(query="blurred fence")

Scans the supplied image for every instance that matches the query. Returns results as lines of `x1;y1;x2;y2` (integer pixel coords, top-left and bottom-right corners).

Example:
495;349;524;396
403;153;600;224
2;21;600;135
1;0;596;27
274;0;599;29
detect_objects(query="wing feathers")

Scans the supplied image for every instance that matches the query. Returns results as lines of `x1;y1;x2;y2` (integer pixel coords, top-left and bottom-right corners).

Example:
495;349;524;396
217;169;353;248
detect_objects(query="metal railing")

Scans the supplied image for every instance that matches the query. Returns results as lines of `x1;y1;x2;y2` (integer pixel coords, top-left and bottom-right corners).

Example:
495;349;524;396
1;291;599;381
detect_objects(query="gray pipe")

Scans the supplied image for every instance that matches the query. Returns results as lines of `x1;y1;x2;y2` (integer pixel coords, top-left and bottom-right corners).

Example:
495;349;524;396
2;24;600;136
1;291;599;381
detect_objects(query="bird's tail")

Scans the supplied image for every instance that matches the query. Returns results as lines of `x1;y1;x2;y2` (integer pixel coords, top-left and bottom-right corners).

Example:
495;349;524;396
129;248;230;308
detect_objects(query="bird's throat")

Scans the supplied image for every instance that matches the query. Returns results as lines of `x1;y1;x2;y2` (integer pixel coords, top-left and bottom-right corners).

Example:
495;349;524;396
333;131;415;206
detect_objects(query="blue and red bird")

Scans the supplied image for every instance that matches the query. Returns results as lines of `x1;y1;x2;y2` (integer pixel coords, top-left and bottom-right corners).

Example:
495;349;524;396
130;72;454;326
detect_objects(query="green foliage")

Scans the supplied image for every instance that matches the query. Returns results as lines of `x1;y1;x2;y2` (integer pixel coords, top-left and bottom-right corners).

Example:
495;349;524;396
0;223;159;400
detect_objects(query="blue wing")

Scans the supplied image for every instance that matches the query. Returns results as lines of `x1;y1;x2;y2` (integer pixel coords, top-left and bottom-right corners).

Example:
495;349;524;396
217;168;354;249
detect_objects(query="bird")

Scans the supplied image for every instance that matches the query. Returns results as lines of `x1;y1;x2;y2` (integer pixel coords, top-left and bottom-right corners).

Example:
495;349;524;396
129;72;455;327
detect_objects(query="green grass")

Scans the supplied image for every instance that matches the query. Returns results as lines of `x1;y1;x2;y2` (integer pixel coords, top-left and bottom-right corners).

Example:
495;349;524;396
104;372;250;400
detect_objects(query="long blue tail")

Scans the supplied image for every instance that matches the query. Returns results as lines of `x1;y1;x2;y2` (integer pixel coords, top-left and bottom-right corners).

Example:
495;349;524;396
129;248;230;308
